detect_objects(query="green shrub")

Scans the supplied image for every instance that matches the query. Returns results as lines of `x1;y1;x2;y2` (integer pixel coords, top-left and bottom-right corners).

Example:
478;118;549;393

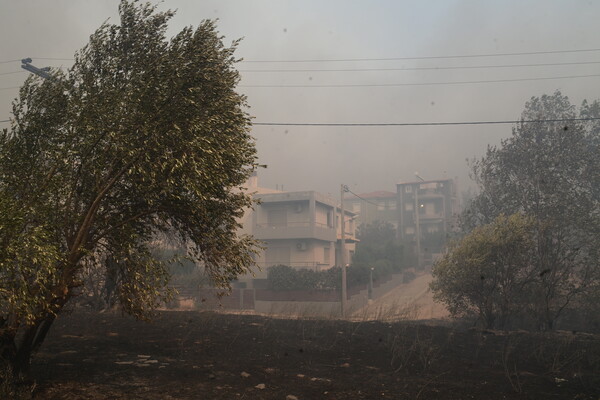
267;263;399;291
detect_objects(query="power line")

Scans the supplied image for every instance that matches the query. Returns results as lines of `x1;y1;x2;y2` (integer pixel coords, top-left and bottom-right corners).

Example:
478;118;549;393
0;59;22;65
242;47;600;63
241;73;600;88
253;117;600;128
33;57;73;61
346;188;380;207
0;119;9;123
3;47;600;65
240;60;600;73
0;86;20;91
0;71;26;76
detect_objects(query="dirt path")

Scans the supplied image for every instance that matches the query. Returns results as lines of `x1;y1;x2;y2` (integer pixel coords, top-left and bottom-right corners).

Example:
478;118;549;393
353;273;449;321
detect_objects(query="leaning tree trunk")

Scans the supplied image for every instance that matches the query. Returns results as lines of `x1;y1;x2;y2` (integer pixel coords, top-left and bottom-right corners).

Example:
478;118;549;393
1;296;69;381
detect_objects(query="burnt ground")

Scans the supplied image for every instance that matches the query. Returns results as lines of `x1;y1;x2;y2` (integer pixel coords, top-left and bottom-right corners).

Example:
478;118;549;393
32;310;600;399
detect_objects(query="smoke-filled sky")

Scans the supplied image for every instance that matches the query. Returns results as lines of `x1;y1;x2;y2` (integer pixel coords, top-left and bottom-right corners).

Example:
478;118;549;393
1;1;599;197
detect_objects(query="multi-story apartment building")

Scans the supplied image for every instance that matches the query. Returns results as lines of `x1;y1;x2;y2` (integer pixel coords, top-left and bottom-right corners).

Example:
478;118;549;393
238;176;357;284
397;179;458;267
344;191;398;229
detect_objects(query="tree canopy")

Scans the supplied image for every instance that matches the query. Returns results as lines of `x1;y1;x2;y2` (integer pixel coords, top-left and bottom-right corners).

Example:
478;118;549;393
353;220;404;273
431;214;536;329
437;91;600;330
0;0;258;379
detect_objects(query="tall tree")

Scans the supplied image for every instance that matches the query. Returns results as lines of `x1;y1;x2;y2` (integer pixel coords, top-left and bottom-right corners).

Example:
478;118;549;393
0;1;258;380
460;91;600;330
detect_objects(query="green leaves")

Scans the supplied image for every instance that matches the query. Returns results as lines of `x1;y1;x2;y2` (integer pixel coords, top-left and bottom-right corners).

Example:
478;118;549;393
455;91;600;330
431;214;536;329
0;0;259;328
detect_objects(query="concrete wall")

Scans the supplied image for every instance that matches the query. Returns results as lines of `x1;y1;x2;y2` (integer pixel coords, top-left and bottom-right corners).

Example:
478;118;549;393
254;300;342;317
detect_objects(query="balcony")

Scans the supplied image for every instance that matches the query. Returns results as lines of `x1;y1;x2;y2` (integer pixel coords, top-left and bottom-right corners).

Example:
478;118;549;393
418;211;445;220
254;221;336;241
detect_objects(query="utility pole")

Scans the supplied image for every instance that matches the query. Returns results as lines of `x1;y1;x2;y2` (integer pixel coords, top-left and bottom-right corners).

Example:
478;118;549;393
340;184;348;318
414;173;424;269
415;186;422;269
21;58;53;80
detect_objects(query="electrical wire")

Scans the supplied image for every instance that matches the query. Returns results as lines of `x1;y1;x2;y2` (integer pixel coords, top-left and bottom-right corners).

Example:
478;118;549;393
2;47;600;65
240;73;600;88
345;188;380;207
0;59;22;65
33;57;73;61
0;71;26;76
240;60;600;73
242;47;600;63
253;117;600;127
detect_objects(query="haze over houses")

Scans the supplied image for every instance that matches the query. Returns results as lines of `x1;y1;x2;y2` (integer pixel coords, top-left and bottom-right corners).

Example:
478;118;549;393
239;172;459;289
238;172;357;288
345;178;458;268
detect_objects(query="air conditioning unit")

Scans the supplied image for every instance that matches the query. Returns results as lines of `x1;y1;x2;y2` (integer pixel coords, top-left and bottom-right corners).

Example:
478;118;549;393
296;241;308;251
294;204;303;213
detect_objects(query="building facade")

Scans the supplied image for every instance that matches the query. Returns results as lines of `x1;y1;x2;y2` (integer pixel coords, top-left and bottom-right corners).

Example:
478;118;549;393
396;179;458;267
344;191;398;229
238;182;357;283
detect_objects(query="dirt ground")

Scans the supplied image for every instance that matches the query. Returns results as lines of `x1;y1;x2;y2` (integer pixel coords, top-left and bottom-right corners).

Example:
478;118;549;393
31;310;600;399
352;273;449;321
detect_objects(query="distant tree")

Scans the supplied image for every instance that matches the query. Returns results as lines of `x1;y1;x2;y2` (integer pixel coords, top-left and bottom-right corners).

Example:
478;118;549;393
353;220;404;274
459;91;600;330
431;214;536;329
0;0;258;382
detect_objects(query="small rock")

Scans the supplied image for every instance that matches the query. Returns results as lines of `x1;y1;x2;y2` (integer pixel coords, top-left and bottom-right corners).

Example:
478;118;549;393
296;374;305;379
255;383;266;390
340;363;350;368
286;396;299;400
264;368;276;374
115;361;134;365
144;359;159;364
137;355;151;359
241;371;251;378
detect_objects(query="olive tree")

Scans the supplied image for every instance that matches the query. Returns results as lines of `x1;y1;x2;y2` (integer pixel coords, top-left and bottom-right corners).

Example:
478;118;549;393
431;214;536;329
0;1;258;380
459;91;600;330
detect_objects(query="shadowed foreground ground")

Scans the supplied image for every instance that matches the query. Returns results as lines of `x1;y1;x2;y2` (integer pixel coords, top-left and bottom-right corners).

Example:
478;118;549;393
33;310;600;399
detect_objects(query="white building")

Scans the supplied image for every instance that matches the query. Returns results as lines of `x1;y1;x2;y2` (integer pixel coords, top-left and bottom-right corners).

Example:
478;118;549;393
239;175;357;284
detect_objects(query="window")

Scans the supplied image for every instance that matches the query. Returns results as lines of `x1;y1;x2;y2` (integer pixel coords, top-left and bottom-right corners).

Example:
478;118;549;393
324;247;330;264
388;201;397;210
405;186;412;193
377;201;386;211
427;225;440;233
405;203;414;211
405;226;415;235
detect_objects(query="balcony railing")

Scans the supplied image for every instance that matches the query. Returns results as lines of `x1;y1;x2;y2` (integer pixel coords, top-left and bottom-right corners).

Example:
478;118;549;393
259;262;332;271
256;221;332;229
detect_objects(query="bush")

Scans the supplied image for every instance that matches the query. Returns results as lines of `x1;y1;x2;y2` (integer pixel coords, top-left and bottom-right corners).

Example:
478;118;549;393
267;263;400;292
267;265;339;291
